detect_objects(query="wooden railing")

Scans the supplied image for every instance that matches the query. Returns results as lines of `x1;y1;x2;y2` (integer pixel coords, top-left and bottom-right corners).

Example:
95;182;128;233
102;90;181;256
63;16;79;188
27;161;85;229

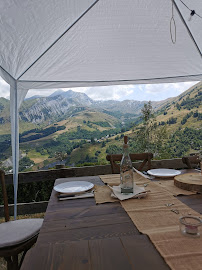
0;158;191;217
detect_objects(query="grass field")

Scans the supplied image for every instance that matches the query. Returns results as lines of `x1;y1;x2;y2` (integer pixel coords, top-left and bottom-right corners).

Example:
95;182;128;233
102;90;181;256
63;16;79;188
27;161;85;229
27;149;49;164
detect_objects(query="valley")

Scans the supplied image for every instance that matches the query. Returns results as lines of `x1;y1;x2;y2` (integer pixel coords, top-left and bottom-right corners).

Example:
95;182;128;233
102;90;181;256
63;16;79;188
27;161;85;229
0;82;201;172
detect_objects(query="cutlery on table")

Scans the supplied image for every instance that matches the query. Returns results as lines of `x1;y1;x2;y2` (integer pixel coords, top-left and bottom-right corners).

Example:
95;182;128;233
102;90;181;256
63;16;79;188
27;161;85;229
58;190;94;200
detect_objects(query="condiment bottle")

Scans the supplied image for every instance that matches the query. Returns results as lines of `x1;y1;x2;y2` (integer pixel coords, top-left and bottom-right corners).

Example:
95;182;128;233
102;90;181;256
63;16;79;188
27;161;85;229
120;136;133;194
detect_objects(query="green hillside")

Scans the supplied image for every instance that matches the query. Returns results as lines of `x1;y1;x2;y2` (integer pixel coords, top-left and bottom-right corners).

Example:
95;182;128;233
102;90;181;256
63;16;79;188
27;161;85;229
0;82;201;172
66;83;202;165
0;97;37;135
156;82;202;132
0;108;122;170
0;97;11;134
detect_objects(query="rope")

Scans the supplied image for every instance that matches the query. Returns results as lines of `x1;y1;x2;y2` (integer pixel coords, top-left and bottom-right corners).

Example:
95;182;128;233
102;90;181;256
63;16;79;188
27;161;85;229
170;0;176;44
170;0;202;44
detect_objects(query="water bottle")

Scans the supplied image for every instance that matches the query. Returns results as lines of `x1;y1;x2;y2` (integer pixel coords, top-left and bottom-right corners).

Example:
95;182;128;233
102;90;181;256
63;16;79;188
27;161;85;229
120;136;133;194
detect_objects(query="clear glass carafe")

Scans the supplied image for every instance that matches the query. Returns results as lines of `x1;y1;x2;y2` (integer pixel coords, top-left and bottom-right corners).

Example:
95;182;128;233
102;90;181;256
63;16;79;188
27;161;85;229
120;136;133;194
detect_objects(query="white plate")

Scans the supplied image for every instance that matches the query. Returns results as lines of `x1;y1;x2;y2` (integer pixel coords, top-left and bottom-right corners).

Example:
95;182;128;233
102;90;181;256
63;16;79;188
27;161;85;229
54;181;94;194
147;169;181;178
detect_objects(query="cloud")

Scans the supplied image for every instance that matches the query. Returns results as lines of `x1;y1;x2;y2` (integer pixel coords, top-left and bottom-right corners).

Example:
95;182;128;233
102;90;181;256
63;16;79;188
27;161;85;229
131;81;198;101
0;76;199;102
143;82;197;94
173;82;198;93
76;82;198;101
25;89;55;98
26;85;136;101
0;77;10;99
81;85;134;100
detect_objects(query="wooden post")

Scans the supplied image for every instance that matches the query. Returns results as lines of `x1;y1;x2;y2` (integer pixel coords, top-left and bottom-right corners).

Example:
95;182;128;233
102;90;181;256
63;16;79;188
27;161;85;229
0;170;10;222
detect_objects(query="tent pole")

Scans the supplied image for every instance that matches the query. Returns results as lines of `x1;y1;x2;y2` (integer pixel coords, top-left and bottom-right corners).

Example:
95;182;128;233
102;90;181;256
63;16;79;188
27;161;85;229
10;86;29;220
14;84;18;220
10;83;19;220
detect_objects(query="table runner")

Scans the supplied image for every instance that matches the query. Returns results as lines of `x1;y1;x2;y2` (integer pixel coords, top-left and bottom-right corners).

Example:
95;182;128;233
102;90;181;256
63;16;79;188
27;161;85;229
99;174;195;196
96;174;202;270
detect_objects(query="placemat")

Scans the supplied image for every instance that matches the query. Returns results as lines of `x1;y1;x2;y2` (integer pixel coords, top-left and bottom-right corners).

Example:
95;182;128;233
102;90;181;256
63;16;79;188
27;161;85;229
96;174;202;270
94;185;118;204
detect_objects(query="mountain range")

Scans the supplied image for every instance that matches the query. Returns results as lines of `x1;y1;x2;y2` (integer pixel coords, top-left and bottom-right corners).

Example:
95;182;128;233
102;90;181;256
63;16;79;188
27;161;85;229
0;82;201;129
0;81;201;171
0;88;177;130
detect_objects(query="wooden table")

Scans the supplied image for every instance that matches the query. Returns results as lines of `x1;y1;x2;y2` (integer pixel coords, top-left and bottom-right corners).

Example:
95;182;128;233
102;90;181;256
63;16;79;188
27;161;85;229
21;175;202;270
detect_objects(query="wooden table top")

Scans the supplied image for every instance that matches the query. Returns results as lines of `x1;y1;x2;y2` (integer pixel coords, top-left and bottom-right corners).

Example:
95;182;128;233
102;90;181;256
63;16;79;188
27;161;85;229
21;174;202;270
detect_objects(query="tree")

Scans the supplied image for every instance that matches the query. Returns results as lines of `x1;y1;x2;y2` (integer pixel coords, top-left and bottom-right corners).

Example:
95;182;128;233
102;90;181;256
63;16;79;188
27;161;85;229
19;157;35;172
55;152;68;164
106;144;122;154
141;101;153;123
139;101;155;152
102;141;106;148
131;101;169;158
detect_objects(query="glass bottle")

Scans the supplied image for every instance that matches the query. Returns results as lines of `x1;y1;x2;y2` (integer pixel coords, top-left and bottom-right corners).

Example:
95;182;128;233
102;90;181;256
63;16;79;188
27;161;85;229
120;136;133;194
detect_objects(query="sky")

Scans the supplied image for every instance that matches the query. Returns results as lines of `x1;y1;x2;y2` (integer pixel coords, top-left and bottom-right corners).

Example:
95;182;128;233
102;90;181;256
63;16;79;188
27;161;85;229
0;76;198;102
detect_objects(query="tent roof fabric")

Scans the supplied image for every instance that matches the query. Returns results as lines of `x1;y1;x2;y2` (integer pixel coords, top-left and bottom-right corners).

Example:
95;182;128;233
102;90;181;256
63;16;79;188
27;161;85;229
0;0;202;89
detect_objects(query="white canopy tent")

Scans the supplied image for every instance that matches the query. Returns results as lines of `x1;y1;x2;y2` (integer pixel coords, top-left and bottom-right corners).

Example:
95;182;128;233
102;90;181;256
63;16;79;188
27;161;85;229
0;0;201;219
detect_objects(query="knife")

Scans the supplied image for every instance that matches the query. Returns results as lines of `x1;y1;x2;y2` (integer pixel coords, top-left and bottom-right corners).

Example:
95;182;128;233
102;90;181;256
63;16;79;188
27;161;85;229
58;191;94;200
